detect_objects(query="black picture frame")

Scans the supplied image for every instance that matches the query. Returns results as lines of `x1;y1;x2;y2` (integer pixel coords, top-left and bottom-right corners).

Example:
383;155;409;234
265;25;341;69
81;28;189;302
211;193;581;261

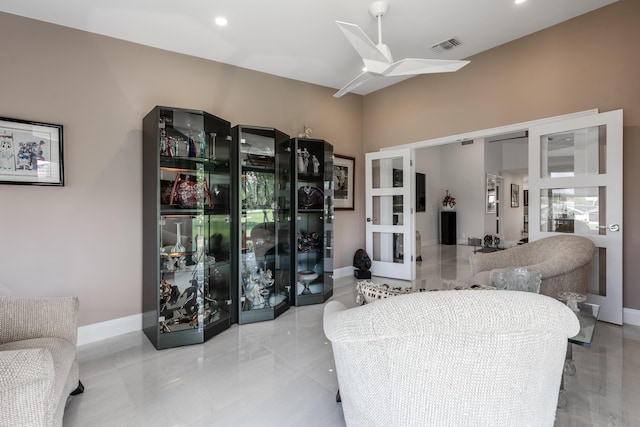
333;154;355;210
511;183;519;208
0;116;64;186
416;172;426;212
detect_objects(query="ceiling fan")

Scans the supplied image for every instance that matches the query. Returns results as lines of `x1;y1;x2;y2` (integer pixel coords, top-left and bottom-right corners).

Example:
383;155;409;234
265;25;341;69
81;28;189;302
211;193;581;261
334;0;470;98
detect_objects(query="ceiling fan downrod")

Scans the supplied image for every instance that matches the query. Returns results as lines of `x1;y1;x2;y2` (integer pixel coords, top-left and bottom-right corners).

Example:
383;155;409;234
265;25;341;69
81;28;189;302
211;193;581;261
368;0;389;46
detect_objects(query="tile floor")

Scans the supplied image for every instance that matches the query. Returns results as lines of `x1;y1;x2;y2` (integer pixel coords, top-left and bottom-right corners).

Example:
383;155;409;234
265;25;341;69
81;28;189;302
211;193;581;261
64;245;640;426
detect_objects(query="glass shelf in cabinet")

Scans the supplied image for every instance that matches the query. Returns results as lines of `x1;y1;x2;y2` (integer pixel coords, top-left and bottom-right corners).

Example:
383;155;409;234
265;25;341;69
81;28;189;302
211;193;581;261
160;157;230;173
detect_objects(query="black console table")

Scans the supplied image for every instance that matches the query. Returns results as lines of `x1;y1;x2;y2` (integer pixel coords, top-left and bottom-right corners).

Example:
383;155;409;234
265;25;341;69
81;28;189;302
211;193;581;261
441;211;456;245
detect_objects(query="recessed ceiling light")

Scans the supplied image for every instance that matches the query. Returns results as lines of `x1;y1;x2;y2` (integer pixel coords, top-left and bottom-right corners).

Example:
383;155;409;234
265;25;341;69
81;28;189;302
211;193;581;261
515;0;526;4
214;16;228;26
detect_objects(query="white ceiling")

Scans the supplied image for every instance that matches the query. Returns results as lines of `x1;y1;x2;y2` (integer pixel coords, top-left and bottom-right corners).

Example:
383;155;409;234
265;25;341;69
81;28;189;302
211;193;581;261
0;0;618;96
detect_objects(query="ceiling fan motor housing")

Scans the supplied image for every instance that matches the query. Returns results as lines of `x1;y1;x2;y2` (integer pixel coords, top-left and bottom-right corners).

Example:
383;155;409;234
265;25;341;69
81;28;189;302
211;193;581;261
369;1;389;18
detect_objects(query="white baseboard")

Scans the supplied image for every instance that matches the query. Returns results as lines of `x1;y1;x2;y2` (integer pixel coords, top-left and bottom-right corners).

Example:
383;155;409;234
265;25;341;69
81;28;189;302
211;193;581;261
624;307;640;326
333;266;355;279
77;313;142;346
76;297;640;347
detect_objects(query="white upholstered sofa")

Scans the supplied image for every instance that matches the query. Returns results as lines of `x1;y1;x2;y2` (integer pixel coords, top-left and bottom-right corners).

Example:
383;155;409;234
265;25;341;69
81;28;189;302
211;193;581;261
0;296;83;426
466;235;596;297
324;290;579;427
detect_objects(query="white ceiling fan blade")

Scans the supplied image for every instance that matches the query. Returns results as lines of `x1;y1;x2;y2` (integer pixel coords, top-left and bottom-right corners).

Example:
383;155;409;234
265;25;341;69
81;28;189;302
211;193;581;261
336;21;392;64
333;71;374;98
384;58;470;76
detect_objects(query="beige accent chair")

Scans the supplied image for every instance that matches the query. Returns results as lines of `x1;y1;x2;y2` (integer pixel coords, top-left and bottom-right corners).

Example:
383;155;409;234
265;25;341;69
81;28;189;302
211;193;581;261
466;235;596;297
0;296;83;426
324;290;579;427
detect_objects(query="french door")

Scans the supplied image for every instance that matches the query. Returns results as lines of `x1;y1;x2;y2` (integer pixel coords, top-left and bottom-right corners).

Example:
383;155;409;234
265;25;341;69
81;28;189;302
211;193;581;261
365;149;415;281
528;109;623;324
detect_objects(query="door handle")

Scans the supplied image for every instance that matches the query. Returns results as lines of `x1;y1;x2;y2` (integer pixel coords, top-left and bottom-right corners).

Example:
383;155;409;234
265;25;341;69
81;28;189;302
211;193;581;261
366;217;372;222
366;217;377;223
599;224;620;232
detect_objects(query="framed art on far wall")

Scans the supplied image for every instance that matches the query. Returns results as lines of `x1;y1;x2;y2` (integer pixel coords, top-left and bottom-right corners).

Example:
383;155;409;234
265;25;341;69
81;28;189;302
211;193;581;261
333;154;355;210
511;183;519;208
0;116;64;186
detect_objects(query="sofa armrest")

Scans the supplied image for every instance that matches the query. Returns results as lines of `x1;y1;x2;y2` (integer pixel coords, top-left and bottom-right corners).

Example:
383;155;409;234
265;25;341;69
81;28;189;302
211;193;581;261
0;348;53;426
0;297;78;346
469;251;515;275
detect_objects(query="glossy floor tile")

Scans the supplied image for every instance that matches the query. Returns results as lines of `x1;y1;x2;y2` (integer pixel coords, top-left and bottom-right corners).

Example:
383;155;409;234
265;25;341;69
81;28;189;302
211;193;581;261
64;245;640;426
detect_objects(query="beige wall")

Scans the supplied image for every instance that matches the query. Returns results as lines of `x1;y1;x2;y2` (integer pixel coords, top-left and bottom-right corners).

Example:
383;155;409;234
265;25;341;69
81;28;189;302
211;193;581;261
2;0;638;327
363;0;640;310
0;12;364;326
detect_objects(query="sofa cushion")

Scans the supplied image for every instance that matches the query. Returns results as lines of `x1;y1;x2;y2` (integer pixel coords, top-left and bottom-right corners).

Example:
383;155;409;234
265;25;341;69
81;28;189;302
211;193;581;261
0;337;76;420
0;348;53;426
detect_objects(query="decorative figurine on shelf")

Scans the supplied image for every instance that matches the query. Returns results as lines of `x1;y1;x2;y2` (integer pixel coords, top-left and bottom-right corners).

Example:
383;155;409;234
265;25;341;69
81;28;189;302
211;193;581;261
177;256;187;269
297;124;313;139
166;137;174;157
188;124;197;157
312;155;320;175
163;255;176;272
160;128;168;156
159;279;200;329
297;148;310;174
244;279;265;309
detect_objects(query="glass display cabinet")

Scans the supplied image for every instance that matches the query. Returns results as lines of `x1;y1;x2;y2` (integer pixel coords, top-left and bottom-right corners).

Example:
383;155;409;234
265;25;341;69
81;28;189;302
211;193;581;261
232;125;291;324
142;106;235;349
277;137;334;306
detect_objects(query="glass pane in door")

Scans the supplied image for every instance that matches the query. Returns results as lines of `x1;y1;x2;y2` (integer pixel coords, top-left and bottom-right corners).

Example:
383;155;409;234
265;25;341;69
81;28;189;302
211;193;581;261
371;157;404;189
372;195;403;226
540;125;606;178
372;232;404;264
587;247;607;297
539;187;604;235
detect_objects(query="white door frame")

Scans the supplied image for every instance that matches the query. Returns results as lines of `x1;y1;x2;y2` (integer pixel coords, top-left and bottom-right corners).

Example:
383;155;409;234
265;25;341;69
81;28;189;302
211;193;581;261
365;149;415;281
371;108;623;324
528;109;623;324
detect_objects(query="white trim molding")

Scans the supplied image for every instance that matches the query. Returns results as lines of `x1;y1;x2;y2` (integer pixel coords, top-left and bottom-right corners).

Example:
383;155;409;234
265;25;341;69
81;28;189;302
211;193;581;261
333;266;355;279
382;109;599;151
623;307;640;327
77;313;142;346
76;303;640;347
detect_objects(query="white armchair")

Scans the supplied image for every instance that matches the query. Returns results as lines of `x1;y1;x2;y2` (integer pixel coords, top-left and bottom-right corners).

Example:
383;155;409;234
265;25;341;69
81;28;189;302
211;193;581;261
324;290;579;427
0;296;82;426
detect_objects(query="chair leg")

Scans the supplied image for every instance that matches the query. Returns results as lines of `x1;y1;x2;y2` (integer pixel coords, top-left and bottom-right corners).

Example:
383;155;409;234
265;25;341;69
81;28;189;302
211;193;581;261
70;380;84;396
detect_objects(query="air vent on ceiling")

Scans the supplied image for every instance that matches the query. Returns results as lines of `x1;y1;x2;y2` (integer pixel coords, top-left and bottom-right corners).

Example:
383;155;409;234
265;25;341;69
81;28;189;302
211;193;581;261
430;37;463;53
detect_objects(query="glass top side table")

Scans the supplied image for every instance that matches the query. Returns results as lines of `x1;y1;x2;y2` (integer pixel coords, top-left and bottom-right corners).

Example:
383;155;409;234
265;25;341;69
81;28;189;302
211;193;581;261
559;300;600;407
568;301;600;348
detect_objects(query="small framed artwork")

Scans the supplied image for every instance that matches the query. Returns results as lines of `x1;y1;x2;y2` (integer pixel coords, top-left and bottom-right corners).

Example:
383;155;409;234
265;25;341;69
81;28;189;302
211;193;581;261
0;116;64;186
416;172;426;212
486;173;497;214
333;154;355;210
511;183;519;208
